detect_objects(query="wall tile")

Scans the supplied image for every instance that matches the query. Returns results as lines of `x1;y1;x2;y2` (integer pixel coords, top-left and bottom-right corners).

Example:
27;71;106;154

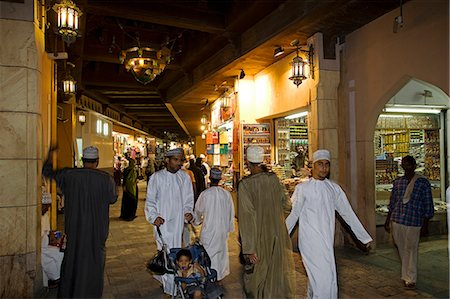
26;205;38;253
27;159;39;206
26;113;41;159
0;159;27;207
27;68;41;114
317;70;340;99
0;206;26;255
318;99;338;129
0;19;35;69
0;66;27;111
0;112;27;159
0;254;34;298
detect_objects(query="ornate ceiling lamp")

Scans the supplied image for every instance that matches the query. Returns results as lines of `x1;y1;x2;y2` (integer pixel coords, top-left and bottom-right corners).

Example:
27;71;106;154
53;0;82;45
119;44;172;85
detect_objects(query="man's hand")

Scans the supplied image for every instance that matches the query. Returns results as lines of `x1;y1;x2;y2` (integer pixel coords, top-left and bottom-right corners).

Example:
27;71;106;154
184;213;193;223
245;253;259;264
384;220;391;233
153;217;165;227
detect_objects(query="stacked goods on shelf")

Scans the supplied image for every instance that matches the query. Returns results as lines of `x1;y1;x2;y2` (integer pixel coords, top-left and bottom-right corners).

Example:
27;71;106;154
424;130;440;181
374;114;440;182
375;158;398;184
272;165;286;180
276;119;290;166
242;123;271;176
242;124;271;164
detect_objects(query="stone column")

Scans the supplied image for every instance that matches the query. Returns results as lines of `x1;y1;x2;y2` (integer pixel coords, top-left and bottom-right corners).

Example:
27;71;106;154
0;0;52;296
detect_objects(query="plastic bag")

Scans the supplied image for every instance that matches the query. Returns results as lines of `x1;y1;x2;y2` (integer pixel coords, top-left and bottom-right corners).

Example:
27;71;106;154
146;249;166;275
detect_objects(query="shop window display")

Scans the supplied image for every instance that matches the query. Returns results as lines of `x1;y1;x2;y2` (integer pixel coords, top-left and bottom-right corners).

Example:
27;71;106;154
374;113;447;233
274;116;310;197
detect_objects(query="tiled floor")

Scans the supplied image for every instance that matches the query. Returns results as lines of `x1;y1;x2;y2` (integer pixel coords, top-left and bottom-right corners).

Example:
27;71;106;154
38;181;449;298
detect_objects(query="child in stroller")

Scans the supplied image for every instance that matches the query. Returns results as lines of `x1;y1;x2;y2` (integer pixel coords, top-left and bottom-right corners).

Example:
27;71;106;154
169;242;224;299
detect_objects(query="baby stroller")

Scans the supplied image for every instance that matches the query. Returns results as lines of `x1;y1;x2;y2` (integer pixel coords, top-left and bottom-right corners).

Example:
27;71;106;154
168;242;225;299
151;228;224;299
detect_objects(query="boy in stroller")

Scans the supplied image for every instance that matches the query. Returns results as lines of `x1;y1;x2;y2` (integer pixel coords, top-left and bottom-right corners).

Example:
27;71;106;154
169;242;224;299
176;249;206;299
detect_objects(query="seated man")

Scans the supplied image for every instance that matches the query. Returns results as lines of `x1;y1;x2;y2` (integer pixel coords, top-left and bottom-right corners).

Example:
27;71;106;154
41;187;64;288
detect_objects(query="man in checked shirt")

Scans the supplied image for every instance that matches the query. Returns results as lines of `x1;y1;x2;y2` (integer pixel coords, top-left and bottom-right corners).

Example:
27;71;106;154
384;155;434;290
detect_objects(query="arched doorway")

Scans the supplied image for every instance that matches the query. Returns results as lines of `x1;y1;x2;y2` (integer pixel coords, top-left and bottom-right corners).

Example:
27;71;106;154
372;78;449;244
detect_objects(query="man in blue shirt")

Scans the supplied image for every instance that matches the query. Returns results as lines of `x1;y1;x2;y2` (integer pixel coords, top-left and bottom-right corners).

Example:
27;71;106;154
384;155;434;289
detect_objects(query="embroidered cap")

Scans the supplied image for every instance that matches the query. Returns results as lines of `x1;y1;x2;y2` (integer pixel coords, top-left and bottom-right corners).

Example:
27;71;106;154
165;148;184;157
210;168;222;180
189;154;196;160
312;149;331;163
199;154;206;159
246;146;264;163
82;146;99;159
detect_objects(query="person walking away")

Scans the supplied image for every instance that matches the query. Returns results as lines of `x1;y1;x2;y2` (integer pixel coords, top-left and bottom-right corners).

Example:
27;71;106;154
113;156;122;186
286;149;372;299
145;148;194;296
384;155;434;289
238;146;295;298
42;146;117;298
120;157;138;221
199;154;211;187
194;168;235;281
189;157;206;202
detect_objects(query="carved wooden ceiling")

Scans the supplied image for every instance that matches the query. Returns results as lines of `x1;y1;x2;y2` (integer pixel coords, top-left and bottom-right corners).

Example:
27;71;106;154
46;0;404;141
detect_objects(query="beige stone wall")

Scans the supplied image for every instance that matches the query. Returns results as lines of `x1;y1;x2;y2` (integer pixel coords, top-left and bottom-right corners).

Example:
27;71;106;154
0;1;54;295
339;0;449;243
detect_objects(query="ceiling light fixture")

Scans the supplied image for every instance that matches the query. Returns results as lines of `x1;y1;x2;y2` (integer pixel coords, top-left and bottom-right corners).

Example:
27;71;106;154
273;46;285;58
239;69;246;79
285;111;308;119
53;0;82;45
119;45;172;85
383;107;441;114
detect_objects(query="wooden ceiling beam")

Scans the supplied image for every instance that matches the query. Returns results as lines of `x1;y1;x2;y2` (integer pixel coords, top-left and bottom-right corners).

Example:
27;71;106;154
85;3;225;34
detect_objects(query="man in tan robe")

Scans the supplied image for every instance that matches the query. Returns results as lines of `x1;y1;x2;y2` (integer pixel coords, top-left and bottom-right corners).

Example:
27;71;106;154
238;146;295;298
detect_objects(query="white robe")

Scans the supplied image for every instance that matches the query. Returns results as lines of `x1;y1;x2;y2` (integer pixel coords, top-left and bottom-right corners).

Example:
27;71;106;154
194;186;235;280
41;212;64;285
145;169;194;294
286;178;372;299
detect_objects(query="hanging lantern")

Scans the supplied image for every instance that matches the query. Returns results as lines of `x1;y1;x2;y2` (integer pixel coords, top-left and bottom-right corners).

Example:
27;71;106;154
78;111;86;125
201;114;208;125
63;75;76;94
289;50;307;87
53;0;82;45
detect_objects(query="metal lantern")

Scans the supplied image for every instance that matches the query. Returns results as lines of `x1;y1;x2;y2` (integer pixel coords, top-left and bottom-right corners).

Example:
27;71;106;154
78;111;86;125
289;52;307;87
53;0;82;45
120;46;171;85
62;75;76;94
201;114;208;125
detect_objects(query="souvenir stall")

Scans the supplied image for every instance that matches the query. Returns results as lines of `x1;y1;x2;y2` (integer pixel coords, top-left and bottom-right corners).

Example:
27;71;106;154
202;92;236;190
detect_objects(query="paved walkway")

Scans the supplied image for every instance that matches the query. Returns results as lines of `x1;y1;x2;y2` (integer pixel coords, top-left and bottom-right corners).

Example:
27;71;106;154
39;181;449;298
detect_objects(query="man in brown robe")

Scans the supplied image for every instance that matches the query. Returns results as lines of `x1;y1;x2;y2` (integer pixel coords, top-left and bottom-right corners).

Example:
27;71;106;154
42;146;117;298
238;146;295;298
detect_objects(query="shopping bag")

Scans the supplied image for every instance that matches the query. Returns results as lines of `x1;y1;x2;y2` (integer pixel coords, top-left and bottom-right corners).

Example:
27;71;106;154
146;249;166;275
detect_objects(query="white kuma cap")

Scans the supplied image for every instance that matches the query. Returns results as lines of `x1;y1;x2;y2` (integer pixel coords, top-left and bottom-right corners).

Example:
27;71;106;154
246;146;264;163
83;146;99;159
312;149;330;163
